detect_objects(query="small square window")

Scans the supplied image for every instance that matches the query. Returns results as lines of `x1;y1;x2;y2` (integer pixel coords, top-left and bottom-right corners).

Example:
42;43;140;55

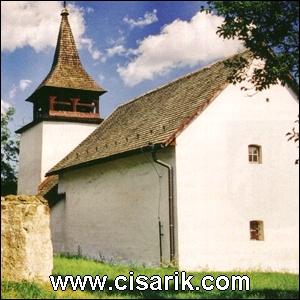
250;220;264;241
248;145;262;163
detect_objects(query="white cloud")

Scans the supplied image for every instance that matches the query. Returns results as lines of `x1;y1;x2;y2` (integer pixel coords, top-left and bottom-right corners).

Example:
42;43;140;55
8;85;17;99
107;45;126;58
81;38;102;60
101;45;138;63
107;34;126;47
19;79;32;91
5;80;33;106
118;12;244;86
86;7;94;14
123;9;158;29
98;74;105;82
1;99;11;113
1;1;102;60
102;34;128;62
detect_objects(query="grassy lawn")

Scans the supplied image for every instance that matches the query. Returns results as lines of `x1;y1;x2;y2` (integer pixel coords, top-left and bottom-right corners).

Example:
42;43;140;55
1;255;299;299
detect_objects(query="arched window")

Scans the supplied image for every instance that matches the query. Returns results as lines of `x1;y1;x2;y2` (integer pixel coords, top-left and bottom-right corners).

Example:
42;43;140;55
250;220;264;241
248;145;262;163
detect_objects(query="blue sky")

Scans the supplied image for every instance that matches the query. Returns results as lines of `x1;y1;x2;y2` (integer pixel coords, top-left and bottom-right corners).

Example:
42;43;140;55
1;1;243;131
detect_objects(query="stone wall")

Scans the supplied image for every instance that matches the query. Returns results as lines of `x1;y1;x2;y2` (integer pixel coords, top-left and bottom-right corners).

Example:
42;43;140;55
1;195;53;282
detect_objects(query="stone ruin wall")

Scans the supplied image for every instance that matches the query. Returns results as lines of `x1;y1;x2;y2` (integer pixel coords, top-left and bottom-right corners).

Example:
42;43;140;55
1;195;53;282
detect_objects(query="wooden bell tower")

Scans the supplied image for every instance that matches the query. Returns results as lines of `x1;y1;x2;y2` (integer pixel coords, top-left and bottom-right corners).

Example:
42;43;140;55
26;3;106;124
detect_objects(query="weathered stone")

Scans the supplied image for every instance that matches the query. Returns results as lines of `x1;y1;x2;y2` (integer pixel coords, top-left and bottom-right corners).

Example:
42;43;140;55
1;195;53;282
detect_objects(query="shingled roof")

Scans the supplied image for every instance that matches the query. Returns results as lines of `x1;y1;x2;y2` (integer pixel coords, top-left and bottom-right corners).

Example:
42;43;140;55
38;175;58;196
47;51;251;175
26;7;105;102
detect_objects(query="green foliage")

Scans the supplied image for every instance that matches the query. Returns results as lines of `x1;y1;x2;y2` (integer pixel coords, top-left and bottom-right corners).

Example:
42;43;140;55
1;255;299;299
286;118;299;164
203;1;299;91
1;107;19;195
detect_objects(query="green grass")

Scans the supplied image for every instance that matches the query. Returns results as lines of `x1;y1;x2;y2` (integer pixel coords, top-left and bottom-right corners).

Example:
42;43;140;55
1;255;299;299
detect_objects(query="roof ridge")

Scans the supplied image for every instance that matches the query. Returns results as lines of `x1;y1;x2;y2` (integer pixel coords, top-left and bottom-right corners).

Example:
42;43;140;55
116;50;249;110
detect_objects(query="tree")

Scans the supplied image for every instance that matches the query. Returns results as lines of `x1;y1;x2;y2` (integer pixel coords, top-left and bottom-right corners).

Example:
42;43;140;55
1;107;19;195
286;118;299;164
203;1;299;91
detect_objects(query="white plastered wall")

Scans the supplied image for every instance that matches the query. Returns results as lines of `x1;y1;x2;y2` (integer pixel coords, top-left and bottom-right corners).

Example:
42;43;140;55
176;83;299;273
50;198;65;253
54;148;176;266
17;121;98;194
18;123;43;195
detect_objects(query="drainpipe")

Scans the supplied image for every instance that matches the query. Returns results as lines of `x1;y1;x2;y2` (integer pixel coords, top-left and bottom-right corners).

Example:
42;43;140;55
152;150;175;264
158;220;163;266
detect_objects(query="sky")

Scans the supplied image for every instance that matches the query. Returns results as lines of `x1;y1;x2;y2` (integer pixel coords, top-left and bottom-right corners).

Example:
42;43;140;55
1;1;244;131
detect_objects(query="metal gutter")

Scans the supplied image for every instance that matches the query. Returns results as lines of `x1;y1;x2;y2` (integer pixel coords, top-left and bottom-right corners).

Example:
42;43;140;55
46;143;165;176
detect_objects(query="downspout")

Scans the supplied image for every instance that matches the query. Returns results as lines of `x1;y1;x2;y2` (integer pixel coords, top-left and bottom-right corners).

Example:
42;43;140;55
158;220;163;266
152;150;175;264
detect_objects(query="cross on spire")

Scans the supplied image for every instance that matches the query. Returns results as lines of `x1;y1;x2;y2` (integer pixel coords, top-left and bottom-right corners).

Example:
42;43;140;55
61;1;69;16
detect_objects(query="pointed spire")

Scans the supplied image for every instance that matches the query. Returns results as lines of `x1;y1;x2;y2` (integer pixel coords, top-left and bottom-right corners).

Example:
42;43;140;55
61;1;68;16
51;4;80;69
26;3;105;102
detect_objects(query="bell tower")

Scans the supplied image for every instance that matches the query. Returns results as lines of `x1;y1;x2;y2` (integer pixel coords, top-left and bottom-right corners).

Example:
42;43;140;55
17;4;106;194
28;4;105;123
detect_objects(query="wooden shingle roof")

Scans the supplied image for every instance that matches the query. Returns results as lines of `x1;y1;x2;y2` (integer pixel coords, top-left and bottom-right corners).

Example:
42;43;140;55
38;175;58;196
26;7;105;102
47;52;250;175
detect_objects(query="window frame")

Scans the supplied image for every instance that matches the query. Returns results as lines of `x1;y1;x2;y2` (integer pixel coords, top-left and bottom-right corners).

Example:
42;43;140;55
248;144;262;164
250;220;264;241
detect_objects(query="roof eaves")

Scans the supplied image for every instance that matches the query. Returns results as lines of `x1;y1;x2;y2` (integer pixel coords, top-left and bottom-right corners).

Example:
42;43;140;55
25;85;106;103
46;143;167;176
38;175;59;196
15;116;103;134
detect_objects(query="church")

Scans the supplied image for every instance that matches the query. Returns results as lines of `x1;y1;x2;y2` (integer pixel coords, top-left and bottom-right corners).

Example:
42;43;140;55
17;6;299;272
